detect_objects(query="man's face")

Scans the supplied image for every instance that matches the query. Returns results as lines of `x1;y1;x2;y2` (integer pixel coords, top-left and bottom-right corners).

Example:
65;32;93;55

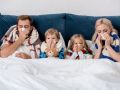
17;19;31;33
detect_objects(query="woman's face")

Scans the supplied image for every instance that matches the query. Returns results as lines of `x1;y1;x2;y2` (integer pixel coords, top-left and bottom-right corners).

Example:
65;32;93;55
96;24;111;36
46;34;58;44
73;37;84;51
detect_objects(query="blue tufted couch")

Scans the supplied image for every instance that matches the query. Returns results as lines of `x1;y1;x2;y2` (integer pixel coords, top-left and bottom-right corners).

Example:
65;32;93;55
0;13;120;46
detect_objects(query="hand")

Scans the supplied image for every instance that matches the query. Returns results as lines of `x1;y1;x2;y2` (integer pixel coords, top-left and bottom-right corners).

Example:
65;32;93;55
47;40;52;49
104;34;111;47
96;35;102;50
15;52;31;59
19;28;30;41
51;40;57;48
73;45;78;52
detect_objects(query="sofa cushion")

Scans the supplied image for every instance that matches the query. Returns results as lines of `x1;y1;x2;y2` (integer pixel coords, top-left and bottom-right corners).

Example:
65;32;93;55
31;14;66;41
65;14;96;44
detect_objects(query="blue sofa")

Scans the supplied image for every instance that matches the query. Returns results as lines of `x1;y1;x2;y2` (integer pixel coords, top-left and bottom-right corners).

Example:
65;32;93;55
0;13;120;46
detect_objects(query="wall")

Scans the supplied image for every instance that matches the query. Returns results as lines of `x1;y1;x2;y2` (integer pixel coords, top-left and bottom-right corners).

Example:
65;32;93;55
0;0;120;16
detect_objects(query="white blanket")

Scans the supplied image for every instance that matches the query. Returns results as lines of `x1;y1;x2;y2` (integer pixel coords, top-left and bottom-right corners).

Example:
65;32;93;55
0;57;120;90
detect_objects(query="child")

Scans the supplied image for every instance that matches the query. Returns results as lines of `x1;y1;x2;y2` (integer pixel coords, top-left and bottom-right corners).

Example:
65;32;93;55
40;28;66;59
92;18;120;61
66;34;92;60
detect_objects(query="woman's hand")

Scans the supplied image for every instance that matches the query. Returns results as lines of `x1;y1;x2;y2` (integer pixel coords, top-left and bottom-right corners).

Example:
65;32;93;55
96;35;102;50
104;33;111;47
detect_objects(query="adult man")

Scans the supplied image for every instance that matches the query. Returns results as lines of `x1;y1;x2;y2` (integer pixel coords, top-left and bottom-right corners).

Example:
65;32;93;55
1;15;40;59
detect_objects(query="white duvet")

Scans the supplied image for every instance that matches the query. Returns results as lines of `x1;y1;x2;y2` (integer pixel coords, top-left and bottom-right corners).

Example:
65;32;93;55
0;57;120;90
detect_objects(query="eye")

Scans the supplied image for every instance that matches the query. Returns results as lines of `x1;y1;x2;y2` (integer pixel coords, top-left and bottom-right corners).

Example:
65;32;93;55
104;29;108;32
24;25;29;28
98;30;101;33
47;38;50;39
52;38;55;39
18;25;23;28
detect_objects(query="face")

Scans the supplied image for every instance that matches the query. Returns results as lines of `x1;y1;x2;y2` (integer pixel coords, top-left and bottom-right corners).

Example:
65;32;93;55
46;34;58;44
96;24;111;35
17;19;31;33
73;37;84;51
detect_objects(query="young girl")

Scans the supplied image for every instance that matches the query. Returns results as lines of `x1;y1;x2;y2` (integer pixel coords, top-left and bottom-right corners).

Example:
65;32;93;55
39;28;66;59
92;18;120;61
66;34;93;59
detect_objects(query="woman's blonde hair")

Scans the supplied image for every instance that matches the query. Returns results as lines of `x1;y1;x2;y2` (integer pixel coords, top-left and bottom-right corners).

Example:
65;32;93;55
45;28;60;40
92;18;118;42
68;34;88;50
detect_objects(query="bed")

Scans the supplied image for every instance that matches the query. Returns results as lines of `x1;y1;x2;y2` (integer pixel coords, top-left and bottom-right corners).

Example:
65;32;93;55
0;57;120;90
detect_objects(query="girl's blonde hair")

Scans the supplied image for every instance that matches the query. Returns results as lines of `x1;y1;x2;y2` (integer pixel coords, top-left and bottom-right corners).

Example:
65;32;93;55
45;28;60;40
68;34;88;50
92;18;118;42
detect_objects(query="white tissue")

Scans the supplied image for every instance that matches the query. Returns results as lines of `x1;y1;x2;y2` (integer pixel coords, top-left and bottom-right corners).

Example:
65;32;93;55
21;28;25;32
100;34;106;40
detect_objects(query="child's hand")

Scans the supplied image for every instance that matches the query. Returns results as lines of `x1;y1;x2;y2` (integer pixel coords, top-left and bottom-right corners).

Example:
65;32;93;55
73;45;78;52
47;40;52;49
51;40;57;48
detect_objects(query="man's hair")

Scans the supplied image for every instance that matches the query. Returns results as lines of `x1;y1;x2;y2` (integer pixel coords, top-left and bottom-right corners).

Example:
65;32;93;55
17;15;32;25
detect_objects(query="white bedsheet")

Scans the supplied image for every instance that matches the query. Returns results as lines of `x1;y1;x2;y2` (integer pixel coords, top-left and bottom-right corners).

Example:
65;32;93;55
0;57;120;90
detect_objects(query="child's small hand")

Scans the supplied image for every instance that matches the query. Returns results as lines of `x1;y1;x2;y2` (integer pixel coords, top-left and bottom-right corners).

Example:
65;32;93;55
51;40;57;48
73;45;78;52
47;40;52;49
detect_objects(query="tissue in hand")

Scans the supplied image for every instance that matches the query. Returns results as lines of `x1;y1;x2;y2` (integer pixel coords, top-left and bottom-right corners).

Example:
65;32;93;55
21;28;26;32
100;34;106;40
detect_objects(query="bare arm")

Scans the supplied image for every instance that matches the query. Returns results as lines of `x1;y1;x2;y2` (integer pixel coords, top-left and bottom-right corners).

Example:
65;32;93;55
1;37;25;57
94;48;102;59
1;26;31;58
106;45;120;61
103;33;120;62
93;35;102;59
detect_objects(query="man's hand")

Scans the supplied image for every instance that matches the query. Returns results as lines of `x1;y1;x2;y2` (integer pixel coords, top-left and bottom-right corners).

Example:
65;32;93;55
19;28;30;41
15;52;31;59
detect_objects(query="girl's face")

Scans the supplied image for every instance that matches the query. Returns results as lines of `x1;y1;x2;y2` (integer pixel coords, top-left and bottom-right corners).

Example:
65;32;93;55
73;37;84;52
96;24;111;36
46;34;58;44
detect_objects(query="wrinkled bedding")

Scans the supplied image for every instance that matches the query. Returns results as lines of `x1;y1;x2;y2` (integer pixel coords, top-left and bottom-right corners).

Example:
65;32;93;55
0;57;120;90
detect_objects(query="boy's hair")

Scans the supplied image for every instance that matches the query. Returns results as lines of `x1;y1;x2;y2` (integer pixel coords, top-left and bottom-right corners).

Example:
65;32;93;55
17;15;32;25
68;34;88;50
45;28;60;40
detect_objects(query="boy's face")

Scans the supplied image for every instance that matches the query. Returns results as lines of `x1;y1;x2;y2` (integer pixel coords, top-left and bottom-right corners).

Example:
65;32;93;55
73;37;84;52
96;24;111;36
17;19;31;34
46;34;58;44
